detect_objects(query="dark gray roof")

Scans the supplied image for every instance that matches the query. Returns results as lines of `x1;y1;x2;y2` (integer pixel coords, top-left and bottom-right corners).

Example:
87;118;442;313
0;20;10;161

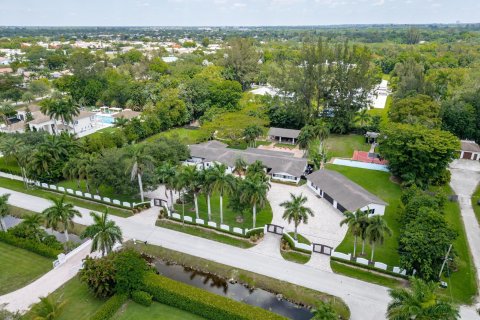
268;127;301;139
307;169;388;211
189;142;306;177
460;140;480;153
245;147;295;157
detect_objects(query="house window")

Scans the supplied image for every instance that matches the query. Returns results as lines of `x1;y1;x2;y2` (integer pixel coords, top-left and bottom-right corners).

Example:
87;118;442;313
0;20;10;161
364;208;375;214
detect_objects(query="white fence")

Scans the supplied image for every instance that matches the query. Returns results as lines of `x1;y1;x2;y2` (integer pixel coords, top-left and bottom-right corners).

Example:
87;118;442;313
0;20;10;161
53;239;92;268
331;249;408;276
283;232;313;252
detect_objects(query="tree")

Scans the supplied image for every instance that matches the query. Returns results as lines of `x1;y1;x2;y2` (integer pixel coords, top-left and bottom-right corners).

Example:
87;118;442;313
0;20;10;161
79;254;116;298
387;277;459;320
22;91;35;104
246;160;265;178
179;165;203;219
210;163;236;224
233;158;247;177
31;296;67;320
224;38;260;90
355;108;371;128
0;193;10;231
244;125;263;147
123;145;154;202
393;58;425;98
339;209;366;257
297;126;314;157
81;209;122;256
114;116;129;128
0;103;15;125
29;78;51;97
202;167;216;221
366;215;392;261
280;193;314;240
240;175;270;228
156;163;177;211
388;94;440;128
311;301;337;320
379;123;459;186
42;196;81;242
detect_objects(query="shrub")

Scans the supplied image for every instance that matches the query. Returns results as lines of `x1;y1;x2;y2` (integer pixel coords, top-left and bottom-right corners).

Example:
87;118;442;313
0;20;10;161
131;290;153;307
0;232;61;258
245;227;263;238
114;249;147;294
79;256;117;298
142;273;285;320
90;294;128;320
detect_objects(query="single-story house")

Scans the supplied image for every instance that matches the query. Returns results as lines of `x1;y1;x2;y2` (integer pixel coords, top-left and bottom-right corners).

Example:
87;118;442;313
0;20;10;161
186;140;307;183
459;140;480;160
111;109;141;121
307;169;388;215
268;127;301;145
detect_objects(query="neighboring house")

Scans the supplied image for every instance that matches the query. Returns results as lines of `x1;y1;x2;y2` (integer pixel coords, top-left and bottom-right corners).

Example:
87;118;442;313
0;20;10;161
111;109;141;121
186;140;307;183
459;140;480;160
307;169;388;215
0;120;26;134
268;127;301;145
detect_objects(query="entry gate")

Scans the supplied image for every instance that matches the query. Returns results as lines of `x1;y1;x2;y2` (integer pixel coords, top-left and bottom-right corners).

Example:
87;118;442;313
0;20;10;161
266;224;284;235
312;243;333;256
153;198;166;207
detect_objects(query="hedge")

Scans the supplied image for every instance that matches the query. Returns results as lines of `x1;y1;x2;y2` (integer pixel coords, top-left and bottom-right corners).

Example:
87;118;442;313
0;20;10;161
168;216;250;238
90;294;128;320
245;227;264;238
0;232;62;259
281;234;311;255
131;290;153;307
142;273;286;320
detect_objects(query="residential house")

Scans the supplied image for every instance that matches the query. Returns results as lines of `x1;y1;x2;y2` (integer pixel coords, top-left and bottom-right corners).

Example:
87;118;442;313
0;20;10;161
268;127;301;145
459;140;480;160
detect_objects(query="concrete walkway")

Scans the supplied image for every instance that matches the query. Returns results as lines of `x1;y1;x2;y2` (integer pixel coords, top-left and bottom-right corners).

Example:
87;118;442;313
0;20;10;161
0;186;390;319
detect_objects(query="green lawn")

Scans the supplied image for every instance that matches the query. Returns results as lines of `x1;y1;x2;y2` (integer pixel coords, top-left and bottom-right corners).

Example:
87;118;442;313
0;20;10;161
274;143;297;149
471;184;480;224
156;219;254;248
56;179;140;203
329;164;402;266
0;177;132;218
0;155;22;175
80;126;120;140
174;193;273;230
144;127;209;145
280;250;311;264
113;301;205;320
367;95;392;125
325;134;370;159
288;232;311;245
331;261;403;289
0;242;52;295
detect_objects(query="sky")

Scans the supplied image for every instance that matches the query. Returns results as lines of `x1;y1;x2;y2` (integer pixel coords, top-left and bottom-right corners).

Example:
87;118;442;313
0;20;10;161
1;0;479;26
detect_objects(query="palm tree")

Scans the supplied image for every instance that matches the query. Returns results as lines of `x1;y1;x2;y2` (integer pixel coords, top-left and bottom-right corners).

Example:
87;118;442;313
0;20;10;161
0;136;30;185
156;162;177;210
81;209;123;256
76;153;97;193
32;296;67;320
366;215;392;261
0;103;15;126
280;193;314;240
0;193;10;231
297;125;314;157
355;108;371;128
240;175;270;228
22;214;44;242
179;165;203;219
387;277;459;320
42;196;81;242
359;211;371;255
114;116;129;128
62;158;80;188
40;99;62;133
244;125;263;147
210;163;236;225
202;167;215;221
311;301;337;320
233;157;247;178
123;145;154;202
339;209;366;257
246;160;265;178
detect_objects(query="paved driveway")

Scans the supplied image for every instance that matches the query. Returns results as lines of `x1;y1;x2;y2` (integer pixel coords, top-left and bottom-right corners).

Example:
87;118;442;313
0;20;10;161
268;183;348;248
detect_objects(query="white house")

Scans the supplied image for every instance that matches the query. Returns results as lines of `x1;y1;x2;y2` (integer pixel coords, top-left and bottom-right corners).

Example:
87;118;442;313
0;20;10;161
459;140;480;160
307;169;387;215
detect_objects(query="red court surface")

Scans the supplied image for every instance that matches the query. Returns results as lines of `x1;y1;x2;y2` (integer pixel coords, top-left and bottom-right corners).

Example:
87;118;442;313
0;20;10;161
352;151;388;165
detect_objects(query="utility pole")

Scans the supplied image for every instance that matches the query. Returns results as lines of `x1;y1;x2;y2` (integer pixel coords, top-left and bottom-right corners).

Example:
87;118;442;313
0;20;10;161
439;244;453;280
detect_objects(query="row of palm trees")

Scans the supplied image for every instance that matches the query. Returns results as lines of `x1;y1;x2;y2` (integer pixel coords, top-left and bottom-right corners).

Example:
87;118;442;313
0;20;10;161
158;159;271;228
340;209;392;261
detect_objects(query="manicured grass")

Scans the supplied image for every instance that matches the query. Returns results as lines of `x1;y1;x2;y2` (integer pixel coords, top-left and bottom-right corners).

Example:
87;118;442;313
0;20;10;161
0;241;52;295
56;179;140;203
331;261;404;290
144;127;209;145
254;140;273;147
126;241;350;319
280;250;311;264
81;126;119;140
274;143;297;149
155;219;254;248
368;95;392;125
325;134;370;159
471;184;480;224
288;232;311;245
174;193;273;230
0;177;132;218
328;164;402;266
114;301;205;320
24;277;106;320
0;155;22;175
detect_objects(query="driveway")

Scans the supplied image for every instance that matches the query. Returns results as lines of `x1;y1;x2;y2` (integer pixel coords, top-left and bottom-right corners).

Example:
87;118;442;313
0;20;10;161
267;183;348;248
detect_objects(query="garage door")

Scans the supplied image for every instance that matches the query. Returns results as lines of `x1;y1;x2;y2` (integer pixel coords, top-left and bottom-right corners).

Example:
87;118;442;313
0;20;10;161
462;152;472;159
323;192;334;204
337;203;348;213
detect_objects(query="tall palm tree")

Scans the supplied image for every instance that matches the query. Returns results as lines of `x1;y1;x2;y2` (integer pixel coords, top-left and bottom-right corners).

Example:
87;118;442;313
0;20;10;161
246;160;265;178
40;99;62;133
233;157;247;178
339;209;366;257
355;108;371;128
81;209;123;256
156;162;177;210
76;153;97;193
0;193;10;231
123;145;154;202
387;277;459;320
280;193;314;240
42;196;81;242
366;215;392;261
297;125;314;157
202;167;215;221
22;214;44;242
359;211;371;255
0;103;15;126
240;175;270;228
62;158;80;188
114;116;129;128
0;136;30;185
32;296;67;320
210;163;236;225
178;165;203;219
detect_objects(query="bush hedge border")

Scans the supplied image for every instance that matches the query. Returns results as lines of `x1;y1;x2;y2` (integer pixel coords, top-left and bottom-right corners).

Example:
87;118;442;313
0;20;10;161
0;232;62;259
90;294;128;320
131;290;153;307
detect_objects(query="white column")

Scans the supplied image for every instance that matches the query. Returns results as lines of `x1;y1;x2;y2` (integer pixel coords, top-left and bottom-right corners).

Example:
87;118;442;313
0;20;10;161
460;151;464;159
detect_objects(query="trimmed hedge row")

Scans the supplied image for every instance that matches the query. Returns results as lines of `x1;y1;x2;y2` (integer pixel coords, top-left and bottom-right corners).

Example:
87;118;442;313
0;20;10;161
169;216;252;239
331;257;409;280
131;290;153;306
0;232;62;259
142;273;286;320
90;294;128;320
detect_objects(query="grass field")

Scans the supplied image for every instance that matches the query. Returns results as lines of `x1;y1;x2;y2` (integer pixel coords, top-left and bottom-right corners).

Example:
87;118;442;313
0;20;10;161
144;127;209;145
325;134;370;159
471;185;480;224
0;155;22;175
0;177;131;218
174;193;273;230
156;219;254;248
0;242;52;295
113;301;205;320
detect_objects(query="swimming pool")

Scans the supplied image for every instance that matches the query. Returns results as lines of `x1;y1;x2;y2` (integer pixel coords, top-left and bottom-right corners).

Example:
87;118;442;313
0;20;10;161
96;114;115;124
332;159;390;172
